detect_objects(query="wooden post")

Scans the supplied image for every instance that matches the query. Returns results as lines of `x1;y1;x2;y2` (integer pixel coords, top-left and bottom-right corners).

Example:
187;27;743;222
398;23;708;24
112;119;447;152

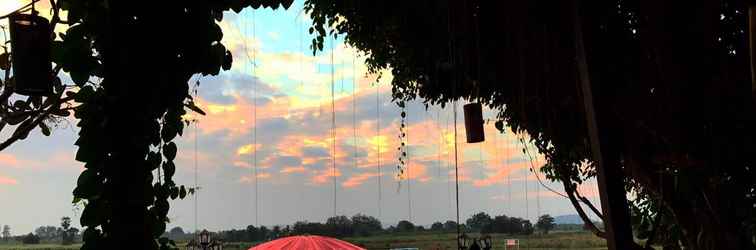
572;0;635;249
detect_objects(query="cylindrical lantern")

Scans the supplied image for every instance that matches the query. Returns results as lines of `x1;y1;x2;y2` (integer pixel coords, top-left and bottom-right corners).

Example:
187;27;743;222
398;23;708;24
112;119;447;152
9;13;52;96
463;103;485;143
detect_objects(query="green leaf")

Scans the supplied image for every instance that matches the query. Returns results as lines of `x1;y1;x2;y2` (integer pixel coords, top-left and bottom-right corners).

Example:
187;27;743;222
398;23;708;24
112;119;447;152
80;201;105;227
74;169;99;198
71;70;90;86
161;123;178;142
179;186;187;199
495;120;504;132
281;0;294;9
75;86;95;103
163;142;177;161
39;122;51;136
162;161;176;180
222;50;233;71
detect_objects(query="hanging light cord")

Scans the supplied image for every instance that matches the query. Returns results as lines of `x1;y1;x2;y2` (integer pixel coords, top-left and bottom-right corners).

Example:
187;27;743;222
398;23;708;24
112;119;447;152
376;79;382;220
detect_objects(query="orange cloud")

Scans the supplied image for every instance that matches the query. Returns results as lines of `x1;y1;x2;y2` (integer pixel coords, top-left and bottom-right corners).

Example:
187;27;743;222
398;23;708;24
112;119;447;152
239;173;272;183
237;143;262;155
342;172;380;188
0;154;19;168
472;162;530;187
280;166;306;174
0;175;17;185
233;161;252;169
311;168;342;185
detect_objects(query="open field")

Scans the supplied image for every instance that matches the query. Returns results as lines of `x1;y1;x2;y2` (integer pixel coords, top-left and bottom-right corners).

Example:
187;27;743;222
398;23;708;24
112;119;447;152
0;231;615;250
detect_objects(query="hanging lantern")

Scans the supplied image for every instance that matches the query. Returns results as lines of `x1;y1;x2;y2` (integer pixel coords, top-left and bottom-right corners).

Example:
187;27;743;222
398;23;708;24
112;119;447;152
9;13;52;96
463;102;485;143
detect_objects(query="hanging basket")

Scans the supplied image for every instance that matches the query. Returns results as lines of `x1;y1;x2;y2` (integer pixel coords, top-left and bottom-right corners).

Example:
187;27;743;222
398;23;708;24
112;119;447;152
463;102;485;143
9;13;52;96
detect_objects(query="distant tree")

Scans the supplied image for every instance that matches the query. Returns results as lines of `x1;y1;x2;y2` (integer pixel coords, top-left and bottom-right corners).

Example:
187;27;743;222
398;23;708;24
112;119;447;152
60;217;79;245
536;214;556;234
1;225;10;241
34;226;59;241
259;226;270;240
522;221;534;235
466;212;493;232
443;220;458;232
396;220;415;232
351;214;382;236
490;215;511;234
430;222;444;231
271;225;281;239
169;227;184;236
326;216;354;237
21;233;40;244
246;225;260;241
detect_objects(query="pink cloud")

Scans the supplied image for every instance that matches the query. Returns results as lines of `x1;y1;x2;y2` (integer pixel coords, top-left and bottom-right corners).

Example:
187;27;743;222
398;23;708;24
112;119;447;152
472;162;530;187
239;173;272;183
0;154;20;168
311;168;342;185
0;175;17;185
343;172;380;188
280;166;306;174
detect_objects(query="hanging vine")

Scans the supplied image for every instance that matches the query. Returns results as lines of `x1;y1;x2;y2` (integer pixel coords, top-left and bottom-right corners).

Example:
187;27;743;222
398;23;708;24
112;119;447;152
396;100;407;181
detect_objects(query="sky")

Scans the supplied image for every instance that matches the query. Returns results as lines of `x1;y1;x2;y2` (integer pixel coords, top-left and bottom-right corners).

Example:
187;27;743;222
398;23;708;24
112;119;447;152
0;1;601;234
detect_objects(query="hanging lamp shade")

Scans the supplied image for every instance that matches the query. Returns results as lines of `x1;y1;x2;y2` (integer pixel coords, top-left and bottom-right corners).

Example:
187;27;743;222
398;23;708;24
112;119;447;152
9;13;52;96
463;102;485;143
249;235;365;250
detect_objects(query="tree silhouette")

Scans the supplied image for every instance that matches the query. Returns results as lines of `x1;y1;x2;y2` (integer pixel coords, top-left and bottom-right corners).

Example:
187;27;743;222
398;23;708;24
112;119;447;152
45;0;293;249
465;212;493;232
535;214;556;234
1;225;10;241
302;0;756;248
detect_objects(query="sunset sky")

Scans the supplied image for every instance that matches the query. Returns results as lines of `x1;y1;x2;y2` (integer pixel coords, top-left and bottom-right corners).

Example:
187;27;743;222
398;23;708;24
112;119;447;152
0;1;600;234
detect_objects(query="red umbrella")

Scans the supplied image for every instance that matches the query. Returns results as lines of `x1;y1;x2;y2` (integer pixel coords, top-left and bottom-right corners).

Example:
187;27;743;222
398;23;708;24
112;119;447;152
249;235;365;250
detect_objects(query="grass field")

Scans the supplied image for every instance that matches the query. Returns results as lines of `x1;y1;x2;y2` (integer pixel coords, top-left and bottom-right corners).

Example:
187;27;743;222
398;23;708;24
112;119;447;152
0;231;612;250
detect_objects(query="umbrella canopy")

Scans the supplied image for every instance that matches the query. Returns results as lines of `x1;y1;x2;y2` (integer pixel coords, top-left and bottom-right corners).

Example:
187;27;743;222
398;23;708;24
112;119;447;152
249;235;365;250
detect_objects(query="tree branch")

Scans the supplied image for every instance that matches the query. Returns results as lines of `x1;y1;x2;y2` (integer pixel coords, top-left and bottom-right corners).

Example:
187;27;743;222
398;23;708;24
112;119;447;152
574;188;605;220
0;95;74;151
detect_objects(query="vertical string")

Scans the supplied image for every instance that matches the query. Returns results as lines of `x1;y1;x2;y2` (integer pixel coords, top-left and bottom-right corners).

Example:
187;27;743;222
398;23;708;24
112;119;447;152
353;55;358;170
331;35;337;217
240;9;248;229
507;133;512;213
194;87;199;235
376;82;382;220
252;9;259;227
437;108;442;178
407;108;412;223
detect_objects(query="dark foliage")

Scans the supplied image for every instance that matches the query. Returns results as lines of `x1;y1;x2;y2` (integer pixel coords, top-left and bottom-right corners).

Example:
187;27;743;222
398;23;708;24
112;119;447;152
21;233;40;244
535;215;556;234
302;0;756;248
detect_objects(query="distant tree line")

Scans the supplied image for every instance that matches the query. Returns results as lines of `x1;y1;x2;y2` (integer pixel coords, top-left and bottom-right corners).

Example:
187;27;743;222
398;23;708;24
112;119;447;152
465;212;535;235
0;217;80;245
164;212;548;243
